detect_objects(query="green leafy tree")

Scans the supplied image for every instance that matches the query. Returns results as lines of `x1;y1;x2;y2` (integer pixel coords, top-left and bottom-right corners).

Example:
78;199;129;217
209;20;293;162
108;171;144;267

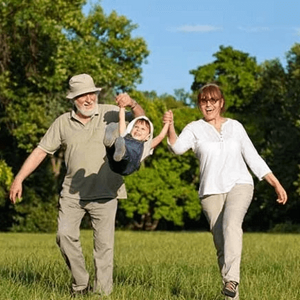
190;45;261;113
0;160;14;231
0;0;148;231
239;58;290;230
283;44;300;227
239;45;300;230
1;0;149;153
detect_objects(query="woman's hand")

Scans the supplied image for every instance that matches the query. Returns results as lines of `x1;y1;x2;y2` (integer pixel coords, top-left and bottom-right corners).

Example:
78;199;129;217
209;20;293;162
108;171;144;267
163;110;173;124
274;184;288;205
264;173;288;205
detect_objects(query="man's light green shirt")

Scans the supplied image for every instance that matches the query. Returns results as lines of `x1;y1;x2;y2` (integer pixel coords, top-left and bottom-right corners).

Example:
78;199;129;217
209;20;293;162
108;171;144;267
38;104;128;200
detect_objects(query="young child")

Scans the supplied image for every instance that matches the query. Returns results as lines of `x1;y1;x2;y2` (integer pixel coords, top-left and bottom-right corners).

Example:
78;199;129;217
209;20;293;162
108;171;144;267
104;106;169;175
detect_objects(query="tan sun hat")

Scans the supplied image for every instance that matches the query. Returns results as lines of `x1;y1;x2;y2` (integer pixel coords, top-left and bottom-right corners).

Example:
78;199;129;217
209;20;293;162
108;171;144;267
66;74;102;99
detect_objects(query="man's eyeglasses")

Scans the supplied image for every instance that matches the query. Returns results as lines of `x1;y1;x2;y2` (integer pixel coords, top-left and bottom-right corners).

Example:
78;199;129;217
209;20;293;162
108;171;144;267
199;98;220;106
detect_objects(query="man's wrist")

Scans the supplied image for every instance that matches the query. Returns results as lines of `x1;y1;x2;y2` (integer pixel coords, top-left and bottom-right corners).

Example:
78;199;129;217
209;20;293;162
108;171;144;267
131;99;138;110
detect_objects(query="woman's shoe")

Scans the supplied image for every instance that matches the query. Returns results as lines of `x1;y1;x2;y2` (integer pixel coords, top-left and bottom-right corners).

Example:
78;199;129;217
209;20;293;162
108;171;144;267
222;281;238;298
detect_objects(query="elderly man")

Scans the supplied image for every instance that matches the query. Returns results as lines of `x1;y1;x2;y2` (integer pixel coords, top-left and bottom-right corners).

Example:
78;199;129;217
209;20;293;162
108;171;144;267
9;74;145;297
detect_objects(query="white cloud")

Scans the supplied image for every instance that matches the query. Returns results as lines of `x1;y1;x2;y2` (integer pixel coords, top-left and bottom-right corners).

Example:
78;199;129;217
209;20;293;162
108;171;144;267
238;26;270;33
175;25;222;33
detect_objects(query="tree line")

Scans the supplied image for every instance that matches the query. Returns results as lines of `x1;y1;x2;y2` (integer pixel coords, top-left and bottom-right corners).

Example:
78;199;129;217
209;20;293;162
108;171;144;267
1;0;299;232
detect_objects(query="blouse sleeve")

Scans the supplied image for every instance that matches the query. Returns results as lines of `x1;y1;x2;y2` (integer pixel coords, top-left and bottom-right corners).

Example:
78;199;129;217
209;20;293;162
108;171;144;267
168;124;196;155
239;123;271;180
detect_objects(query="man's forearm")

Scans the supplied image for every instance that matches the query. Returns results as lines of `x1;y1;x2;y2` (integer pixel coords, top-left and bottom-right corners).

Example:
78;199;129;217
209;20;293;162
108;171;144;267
15;147;48;182
130;99;145;117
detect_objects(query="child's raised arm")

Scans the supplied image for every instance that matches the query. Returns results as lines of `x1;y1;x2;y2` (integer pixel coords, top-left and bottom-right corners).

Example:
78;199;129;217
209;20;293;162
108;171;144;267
119;107;126;136
151;120;170;149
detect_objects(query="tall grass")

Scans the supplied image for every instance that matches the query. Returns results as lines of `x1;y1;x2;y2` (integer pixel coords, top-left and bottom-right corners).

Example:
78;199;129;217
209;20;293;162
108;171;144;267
0;231;299;300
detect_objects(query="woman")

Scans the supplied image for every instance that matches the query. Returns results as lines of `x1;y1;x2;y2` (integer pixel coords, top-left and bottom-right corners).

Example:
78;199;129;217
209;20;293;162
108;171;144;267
164;83;287;299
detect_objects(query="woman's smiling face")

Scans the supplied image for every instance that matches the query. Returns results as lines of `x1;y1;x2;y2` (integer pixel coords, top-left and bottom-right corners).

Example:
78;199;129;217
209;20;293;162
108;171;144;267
198;84;225;122
199;96;224;122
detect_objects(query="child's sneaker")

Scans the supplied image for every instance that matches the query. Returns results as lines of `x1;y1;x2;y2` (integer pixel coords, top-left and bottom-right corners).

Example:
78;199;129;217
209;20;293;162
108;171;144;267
113;137;126;161
103;123;119;147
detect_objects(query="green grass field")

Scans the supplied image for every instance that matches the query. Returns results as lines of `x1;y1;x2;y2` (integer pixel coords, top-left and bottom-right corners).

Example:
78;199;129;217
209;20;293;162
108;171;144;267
0;231;299;300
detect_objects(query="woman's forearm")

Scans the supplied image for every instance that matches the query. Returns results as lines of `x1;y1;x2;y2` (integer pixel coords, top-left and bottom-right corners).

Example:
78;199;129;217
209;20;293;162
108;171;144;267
168;122;177;145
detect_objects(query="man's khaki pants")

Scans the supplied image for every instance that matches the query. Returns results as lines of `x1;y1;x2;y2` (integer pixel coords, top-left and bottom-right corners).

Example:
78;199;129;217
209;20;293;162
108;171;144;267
56;197;118;295
201;184;254;285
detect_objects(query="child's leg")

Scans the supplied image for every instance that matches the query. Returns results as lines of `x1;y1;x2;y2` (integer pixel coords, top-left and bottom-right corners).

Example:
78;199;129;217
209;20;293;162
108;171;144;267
103;123;119;147
113;137;126;161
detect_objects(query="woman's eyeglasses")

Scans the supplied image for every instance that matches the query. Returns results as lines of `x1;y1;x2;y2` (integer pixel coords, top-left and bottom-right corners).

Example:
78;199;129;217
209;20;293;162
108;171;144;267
199;98;220;106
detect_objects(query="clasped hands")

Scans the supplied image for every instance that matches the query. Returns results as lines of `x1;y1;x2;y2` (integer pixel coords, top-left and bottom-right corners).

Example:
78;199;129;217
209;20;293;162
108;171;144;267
115;93;134;108
163;110;173;125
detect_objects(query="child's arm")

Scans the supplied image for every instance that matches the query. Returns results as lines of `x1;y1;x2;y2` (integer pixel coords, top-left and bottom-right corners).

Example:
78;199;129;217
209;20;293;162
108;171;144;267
119;107;126;135
151;122;170;149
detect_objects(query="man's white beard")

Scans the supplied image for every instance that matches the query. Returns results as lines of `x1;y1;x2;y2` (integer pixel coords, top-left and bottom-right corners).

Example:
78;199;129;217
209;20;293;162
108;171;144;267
74;100;98;117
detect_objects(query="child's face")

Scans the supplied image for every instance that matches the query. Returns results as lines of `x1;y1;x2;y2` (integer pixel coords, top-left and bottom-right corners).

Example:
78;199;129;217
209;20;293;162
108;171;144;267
131;121;150;141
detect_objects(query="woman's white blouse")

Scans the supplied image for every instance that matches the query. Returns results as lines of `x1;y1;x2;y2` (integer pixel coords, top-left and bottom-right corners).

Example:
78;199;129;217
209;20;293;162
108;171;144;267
169;118;271;197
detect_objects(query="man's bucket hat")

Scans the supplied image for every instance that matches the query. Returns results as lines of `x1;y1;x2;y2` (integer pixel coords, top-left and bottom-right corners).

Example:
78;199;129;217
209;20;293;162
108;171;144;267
66;74;102;99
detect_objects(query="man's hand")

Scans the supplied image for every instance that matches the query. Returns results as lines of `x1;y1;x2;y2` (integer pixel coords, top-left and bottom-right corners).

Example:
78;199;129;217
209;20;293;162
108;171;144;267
9;178;23;204
115;93;134;108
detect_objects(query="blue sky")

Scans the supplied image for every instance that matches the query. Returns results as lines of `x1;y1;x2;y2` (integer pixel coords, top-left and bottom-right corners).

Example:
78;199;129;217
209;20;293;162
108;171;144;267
85;0;300;95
